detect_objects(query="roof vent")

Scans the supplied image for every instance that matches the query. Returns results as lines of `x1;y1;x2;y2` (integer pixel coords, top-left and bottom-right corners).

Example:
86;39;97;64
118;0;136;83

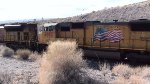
113;20;118;22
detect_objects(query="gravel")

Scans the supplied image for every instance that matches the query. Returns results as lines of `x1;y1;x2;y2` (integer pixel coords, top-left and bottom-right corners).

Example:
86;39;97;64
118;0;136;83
0;57;40;84
0;57;116;84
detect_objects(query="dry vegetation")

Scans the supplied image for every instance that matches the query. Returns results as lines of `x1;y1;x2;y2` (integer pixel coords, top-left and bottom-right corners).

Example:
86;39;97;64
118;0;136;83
39;40;98;84
15;49;41;61
112;64;150;84
16;49;32;60
0;45;14;57
1;41;150;84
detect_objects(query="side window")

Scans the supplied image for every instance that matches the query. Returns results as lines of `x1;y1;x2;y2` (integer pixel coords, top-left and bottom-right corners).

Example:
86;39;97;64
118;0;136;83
61;27;70;31
72;23;84;29
49;26;55;31
24;32;29;40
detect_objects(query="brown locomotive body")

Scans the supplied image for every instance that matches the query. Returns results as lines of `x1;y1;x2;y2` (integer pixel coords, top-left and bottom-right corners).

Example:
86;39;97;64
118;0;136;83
3;23;37;49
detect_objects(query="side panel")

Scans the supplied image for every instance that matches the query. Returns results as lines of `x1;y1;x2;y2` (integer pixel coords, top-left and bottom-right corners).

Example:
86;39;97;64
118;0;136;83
5;32;17;41
58;29;84;45
85;25;94;46
0;29;5;42
38;31;56;44
85;24;131;49
72;29;84;45
131;31;150;50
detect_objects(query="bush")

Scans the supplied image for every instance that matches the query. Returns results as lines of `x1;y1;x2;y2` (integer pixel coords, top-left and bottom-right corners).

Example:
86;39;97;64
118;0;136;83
99;63;111;76
112;76;128;84
16;49;31;60
0;45;14;57
29;52;41;62
0;72;12;84
129;75;148;84
39;40;87;84
112;63;133;78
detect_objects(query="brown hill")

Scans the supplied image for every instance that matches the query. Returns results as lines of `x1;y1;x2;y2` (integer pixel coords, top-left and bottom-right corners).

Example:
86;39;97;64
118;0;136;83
44;0;150;23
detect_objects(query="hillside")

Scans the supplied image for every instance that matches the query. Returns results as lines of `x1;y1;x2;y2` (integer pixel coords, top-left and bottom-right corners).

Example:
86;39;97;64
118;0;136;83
44;0;150;23
1;0;150;24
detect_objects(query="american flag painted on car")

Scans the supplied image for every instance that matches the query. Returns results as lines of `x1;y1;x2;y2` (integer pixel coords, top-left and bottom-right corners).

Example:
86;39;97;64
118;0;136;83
93;28;123;42
93;28;107;41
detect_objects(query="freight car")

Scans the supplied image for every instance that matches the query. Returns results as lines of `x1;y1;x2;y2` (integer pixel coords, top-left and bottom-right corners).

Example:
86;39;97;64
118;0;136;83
37;20;150;61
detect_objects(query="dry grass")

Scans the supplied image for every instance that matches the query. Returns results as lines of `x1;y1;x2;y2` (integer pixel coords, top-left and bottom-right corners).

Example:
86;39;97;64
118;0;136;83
29;51;41;62
39;40;88;84
112;64;150;84
129;75;148;84
0;45;14;57
112;76;128;84
99;63;111;76
112;63;133;78
16;49;31;60
0;72;12;84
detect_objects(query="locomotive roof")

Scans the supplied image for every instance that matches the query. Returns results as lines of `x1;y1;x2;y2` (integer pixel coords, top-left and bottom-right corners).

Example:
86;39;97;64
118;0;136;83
0;26;4;29
4;24;21;27
43;23;58;27
130;19;150;23
4;23;37;31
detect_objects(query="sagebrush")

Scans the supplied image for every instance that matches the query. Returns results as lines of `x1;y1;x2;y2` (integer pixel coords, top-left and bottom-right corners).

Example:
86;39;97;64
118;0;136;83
39;40;89;84
16;49;31;60
0;45;14;57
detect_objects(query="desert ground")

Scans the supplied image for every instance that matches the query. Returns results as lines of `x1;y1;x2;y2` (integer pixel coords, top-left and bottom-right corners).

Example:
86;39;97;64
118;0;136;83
0;41;150;84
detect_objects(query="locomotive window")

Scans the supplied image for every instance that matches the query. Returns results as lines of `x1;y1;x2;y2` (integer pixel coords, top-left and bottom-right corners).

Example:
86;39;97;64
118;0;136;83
61;27;70;31
72;23;84;29
130;22;150;31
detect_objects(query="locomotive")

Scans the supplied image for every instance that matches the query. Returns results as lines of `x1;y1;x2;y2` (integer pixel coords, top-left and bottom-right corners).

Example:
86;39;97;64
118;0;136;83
2;23;37;50
1;20;150;61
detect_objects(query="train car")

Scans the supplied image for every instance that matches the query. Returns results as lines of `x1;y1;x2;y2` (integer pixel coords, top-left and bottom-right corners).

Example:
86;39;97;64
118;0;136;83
40;20;150;61
4;23;38;49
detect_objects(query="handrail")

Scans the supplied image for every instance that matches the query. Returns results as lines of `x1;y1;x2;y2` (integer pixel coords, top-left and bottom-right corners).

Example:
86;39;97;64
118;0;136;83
59;37;150;51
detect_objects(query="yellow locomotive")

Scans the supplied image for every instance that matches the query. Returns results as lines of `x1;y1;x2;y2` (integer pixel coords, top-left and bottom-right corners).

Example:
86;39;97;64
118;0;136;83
38;20;150;60
38;21;150;51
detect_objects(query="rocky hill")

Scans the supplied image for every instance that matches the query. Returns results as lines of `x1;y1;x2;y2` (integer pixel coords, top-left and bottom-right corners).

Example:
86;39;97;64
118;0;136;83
44;0;150;23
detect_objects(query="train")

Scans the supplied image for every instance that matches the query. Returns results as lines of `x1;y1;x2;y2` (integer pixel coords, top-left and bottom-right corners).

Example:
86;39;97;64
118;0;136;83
0;20;150;61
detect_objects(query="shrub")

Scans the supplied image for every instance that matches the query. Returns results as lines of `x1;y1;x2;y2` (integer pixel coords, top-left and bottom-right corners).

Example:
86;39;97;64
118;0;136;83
129;75;148;84
99;63;111;76
0;72;12;84
0;45;14;57
16;49;31;60
138;66;150;80
39;40;87;84
112;63;133;78
29;51;41;62
112;76;128;84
